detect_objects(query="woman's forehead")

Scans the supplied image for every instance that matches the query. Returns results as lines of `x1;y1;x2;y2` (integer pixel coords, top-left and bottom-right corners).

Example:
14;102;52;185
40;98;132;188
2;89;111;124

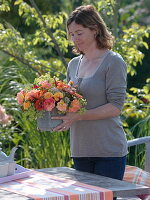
68;22;85;32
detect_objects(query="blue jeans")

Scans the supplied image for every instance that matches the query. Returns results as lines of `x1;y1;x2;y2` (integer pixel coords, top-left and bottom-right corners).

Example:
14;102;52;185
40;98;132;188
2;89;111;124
73;156;126;200
73;156;126;180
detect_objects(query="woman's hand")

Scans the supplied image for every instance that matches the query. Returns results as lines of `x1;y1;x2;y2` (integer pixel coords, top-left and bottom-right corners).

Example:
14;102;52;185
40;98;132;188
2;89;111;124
52;103;121;132
52;112;80;132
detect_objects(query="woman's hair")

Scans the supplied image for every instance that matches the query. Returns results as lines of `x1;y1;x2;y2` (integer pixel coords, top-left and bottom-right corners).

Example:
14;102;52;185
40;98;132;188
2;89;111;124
67;5;114;54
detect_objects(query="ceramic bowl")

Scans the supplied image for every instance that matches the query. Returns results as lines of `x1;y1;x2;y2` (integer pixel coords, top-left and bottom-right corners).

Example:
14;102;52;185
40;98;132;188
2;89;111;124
37;109;63;132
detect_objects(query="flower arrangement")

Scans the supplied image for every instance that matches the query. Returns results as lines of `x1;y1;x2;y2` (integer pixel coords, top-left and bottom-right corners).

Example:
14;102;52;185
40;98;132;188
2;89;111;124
16;73;86;121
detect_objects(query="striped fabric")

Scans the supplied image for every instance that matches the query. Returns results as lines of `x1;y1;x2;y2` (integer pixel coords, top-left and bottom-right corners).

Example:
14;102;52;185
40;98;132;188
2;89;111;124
124;165;150;186
123;165;150;200
0;170;113;200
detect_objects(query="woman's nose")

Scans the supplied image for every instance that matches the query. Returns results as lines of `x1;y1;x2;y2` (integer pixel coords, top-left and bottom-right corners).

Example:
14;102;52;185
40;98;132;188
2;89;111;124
72;35;79;43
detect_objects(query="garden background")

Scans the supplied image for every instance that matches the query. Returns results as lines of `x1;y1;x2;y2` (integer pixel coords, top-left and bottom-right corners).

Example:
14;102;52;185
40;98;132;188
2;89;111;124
0;0;149;169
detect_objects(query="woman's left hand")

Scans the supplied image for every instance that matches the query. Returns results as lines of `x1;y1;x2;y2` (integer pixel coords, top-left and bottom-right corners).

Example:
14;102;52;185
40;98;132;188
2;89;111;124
52;112;80;132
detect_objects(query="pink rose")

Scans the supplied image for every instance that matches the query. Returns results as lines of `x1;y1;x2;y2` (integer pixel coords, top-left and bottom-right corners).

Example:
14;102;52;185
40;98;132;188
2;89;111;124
40;80;51;89
56;100;67;112
43;98;55;111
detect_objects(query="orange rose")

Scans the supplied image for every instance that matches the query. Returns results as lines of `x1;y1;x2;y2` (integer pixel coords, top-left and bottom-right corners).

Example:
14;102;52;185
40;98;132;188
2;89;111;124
69;99;81;112
68;80;74;86
23;101;31;110
53;92;63;101
39;90;47;97
56;81;64;89
25;90;40;101
44;92;53;99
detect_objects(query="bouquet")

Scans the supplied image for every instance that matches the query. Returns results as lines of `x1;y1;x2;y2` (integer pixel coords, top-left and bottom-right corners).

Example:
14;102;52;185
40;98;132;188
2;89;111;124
16;73;86;124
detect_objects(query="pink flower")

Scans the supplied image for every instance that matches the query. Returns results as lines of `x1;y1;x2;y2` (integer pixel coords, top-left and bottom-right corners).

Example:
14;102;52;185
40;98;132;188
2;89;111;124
43;98;55;111
0;105;12;125
56;100;67;112
40;80;51;89
16;90;25;105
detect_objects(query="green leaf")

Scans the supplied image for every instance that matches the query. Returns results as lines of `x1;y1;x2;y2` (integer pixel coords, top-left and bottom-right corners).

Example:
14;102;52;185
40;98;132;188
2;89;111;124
142;42;149;49
14;0;23;5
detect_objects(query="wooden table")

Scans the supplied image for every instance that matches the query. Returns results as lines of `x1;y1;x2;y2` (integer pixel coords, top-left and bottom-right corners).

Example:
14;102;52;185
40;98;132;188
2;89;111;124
0;167;150;200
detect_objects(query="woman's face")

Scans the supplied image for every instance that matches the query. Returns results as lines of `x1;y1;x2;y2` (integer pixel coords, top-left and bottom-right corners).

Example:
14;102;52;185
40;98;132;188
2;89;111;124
68;21;97;53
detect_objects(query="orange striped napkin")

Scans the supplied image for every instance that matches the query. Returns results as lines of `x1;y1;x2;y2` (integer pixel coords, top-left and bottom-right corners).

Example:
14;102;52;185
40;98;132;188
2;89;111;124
0;170;113;200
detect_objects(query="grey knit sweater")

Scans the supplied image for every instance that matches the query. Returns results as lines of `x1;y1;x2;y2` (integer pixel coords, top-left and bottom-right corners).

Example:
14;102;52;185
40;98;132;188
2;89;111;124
67;50;128;157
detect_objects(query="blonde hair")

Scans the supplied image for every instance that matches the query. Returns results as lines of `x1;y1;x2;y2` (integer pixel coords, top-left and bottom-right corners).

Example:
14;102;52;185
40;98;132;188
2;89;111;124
67;5;114;54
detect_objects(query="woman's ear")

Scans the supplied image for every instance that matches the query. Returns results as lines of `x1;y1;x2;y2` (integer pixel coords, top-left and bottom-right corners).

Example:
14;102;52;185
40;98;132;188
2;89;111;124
93;25;98;36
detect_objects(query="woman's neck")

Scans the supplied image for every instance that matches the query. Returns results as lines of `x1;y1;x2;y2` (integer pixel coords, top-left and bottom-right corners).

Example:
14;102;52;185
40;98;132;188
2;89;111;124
83;48;109;62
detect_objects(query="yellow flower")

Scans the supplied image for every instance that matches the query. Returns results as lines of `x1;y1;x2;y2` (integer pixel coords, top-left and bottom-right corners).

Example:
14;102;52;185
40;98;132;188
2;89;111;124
53;92;63;101
44;92;53;99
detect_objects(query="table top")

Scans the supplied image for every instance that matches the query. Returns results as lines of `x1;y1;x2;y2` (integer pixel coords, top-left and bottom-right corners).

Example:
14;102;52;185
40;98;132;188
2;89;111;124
0;167;150;199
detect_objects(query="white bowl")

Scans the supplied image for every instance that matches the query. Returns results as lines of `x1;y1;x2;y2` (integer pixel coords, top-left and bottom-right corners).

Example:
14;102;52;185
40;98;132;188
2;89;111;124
0;162;9;177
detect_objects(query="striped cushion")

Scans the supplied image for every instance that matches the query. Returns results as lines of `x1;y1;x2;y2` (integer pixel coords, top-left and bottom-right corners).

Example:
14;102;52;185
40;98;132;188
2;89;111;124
123;165;150;200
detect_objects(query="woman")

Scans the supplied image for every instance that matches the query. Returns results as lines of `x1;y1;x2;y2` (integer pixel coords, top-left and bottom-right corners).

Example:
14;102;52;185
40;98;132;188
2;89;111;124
53;5;128;183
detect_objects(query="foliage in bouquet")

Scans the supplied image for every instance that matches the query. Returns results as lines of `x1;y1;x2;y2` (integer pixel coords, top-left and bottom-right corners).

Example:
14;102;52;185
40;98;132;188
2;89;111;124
16;73;86;120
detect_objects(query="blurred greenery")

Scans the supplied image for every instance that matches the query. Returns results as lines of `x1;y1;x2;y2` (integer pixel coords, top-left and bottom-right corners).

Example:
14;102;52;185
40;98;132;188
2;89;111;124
0;0;149;170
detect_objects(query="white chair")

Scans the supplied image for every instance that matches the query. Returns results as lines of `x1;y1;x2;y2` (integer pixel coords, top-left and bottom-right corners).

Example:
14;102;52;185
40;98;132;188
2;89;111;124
127;136;150;172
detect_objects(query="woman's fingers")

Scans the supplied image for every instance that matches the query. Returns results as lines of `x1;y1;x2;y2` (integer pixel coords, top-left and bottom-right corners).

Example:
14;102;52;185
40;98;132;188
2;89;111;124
53;124;68;132
52;112;79;131
51;116;68;120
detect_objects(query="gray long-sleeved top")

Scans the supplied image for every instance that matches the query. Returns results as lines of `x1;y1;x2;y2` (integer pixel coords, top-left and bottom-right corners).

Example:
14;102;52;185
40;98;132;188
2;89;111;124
67;50;128;157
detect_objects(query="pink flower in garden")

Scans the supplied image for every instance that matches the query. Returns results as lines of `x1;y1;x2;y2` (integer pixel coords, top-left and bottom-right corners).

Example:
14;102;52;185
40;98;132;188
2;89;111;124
0;105;12;125
16;90;25;105
43;98;55;111
40;80;51;89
